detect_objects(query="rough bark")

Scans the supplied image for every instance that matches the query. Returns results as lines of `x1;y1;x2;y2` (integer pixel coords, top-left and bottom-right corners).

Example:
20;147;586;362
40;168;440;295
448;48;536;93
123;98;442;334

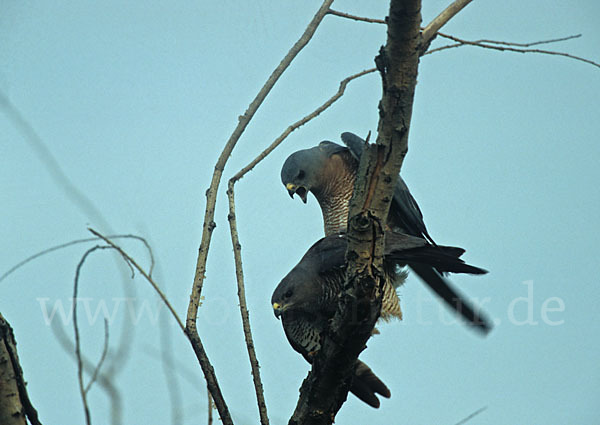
288;1;422;424
0;313;42;425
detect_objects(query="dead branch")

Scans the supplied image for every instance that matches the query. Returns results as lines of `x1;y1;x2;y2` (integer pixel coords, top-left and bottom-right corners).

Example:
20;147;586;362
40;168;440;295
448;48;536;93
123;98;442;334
208;388;214;425
185;1;335;423
0;90;145;389
421;0;474;46
0;313;43;425
88;229;185;332
453;406;488;425
73;245;113;425
84;320;109;394
225;189;269;425
288;0;423;423
230;68;376;184
322;7;597;69
0;91;109;231
439;33;581;47
51;321;123;425
225;66;377;425
425;33;600;68
327;9;385;24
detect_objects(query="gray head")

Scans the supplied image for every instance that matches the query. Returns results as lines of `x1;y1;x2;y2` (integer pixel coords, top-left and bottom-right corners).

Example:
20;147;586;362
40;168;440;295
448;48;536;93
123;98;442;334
280;142;346;203
271;235;347;318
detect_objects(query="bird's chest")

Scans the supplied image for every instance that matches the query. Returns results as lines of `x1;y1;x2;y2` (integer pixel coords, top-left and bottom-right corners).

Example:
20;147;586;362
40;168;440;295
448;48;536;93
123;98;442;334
282;313;326;361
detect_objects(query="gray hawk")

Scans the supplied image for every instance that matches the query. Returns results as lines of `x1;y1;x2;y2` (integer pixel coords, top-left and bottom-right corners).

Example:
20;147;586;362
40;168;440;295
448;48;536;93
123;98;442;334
281;132;491;331
271;233;487;407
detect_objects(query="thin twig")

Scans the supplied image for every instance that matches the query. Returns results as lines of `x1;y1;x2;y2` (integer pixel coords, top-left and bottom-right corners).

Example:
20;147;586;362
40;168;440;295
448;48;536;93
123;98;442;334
0;91;109;232
51;322;122;425
225;186;269;425
327;9;385;24
186;0;334;323
185;1;335;423
153;264;185;425
84;319;110;394
207;388;214;425
438;33;582;47
425;33;600;68
1;90;139;384
74;245;112;425
453;406;488;425
422;0;474;46
88;229;185;333
230;67;376;184
0;234;155;284
225;67;377;425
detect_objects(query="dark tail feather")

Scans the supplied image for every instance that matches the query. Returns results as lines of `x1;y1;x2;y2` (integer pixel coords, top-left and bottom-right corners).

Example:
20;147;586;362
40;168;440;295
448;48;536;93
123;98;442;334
390;246;488;275
350;360;391;408
410;264;492;334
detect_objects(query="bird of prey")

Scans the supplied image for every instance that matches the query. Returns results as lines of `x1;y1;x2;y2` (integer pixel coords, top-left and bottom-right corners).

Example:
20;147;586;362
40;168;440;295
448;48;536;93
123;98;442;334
271;233;487;407
281;132;491;331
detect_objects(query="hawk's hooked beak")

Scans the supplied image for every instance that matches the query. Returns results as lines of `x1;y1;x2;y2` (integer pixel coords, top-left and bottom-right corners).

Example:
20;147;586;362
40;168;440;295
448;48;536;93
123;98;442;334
272;302;283;319
286;183;308;204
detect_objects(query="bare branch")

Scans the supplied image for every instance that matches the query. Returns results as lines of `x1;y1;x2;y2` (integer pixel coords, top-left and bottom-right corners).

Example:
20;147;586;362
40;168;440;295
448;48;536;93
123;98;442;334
438;33;582;47
51;322;122;425
327;9;385;24
225;185;269;425
0;96;142;381
0;90;137;385
230;68;376;184
289;0;423;422
0;313;43;425
84;319;110;394
73;245;112;425
225;66;377;425
88;229;185;333
185;2;335;423
426;33;600;68
207;388;214;425
1;234;154;285
186;0;334;323
453;406;488;425
0;91;111;232
422;0;474;46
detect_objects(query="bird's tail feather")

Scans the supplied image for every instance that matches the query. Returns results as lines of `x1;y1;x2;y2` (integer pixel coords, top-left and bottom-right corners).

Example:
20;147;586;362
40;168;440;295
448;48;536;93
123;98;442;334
410;263;492;333
350;360;391;408
390;245;488;275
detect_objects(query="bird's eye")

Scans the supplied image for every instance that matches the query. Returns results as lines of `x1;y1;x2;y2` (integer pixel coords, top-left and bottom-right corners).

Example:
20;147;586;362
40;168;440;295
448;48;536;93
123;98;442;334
284;289;293;299
297;170;305;180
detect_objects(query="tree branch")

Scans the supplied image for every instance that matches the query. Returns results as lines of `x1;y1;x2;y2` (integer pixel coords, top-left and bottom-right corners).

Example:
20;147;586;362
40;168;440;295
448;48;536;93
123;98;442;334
327;9;385;24
73;245;112;425
0;313;43;425
225;66;376;425
50;322;123;425
230;68;376;185
288;1;423;423
440;33;582;47
88;230;185;333
425;33;600;68
185;0;334;332
184;2;334;421
225;188;269;425
421;0;474;46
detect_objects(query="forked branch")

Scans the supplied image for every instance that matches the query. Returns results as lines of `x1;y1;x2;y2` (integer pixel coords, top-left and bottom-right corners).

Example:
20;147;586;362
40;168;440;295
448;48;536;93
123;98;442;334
185;1;335;423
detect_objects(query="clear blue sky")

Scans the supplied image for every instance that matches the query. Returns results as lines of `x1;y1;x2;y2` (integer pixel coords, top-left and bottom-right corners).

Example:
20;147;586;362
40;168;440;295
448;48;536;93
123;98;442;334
1;1;599;424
